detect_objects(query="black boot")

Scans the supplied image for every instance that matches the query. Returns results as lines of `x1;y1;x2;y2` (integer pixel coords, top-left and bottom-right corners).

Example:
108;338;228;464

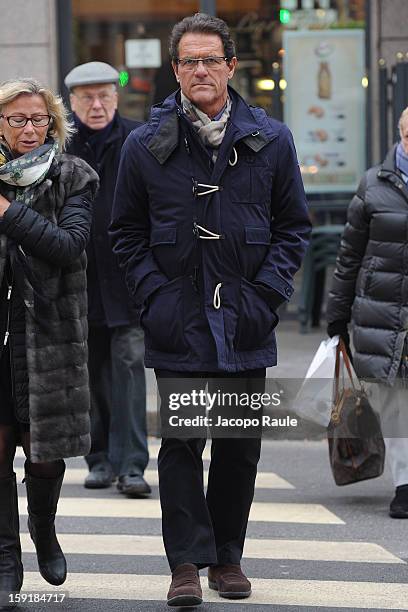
389;484;408;518
24;464;67;586
0;474;23;610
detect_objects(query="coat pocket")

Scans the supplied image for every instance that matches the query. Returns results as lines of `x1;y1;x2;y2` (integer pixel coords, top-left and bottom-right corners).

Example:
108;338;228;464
235;277;279;351
229;158;272;205
140;276;187;353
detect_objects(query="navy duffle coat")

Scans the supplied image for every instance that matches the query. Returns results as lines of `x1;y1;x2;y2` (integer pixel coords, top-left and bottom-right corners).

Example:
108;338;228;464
110;87;311;372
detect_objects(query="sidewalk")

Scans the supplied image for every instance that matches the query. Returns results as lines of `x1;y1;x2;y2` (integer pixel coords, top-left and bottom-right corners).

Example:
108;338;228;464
273;319;325;379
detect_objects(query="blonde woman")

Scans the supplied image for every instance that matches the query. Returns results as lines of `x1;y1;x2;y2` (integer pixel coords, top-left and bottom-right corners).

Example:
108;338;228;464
0;78;98;608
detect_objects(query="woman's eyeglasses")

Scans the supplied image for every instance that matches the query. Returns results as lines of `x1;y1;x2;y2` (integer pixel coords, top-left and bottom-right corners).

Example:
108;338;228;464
0;115;51;128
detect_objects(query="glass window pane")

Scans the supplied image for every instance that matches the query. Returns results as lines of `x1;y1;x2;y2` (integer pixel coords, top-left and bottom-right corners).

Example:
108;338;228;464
72;0;200;120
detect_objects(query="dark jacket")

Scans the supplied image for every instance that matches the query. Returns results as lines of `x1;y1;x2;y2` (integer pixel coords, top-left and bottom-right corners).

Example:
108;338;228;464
111;88;311;372
327;144;408;384
66;112;141;327
0;154;99;462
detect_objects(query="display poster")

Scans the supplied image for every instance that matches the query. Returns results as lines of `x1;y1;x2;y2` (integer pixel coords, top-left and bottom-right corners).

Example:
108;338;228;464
283;30;365;193
125;39;161;68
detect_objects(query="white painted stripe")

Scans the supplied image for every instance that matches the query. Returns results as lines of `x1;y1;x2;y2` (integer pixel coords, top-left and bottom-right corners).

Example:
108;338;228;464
249;502;344;524
254;471;294;489
21;573;408;609
19;533;403;564
14;467;294;490
242;538;404;563
14;443;211;461
17;497;343;524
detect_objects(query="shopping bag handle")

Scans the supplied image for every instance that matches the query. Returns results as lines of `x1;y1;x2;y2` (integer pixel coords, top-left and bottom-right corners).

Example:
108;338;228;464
334;338;357;404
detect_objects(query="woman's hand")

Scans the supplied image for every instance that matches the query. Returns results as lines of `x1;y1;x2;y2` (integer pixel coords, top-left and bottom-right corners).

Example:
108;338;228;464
0;193;10;217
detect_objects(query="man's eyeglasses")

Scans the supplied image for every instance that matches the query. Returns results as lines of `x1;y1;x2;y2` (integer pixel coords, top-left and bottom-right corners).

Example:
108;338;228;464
0;115;51;128
177;56;229;70
73;92;115;106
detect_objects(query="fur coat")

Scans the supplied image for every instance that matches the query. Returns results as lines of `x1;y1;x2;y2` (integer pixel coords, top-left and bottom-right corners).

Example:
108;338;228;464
0;154;98;461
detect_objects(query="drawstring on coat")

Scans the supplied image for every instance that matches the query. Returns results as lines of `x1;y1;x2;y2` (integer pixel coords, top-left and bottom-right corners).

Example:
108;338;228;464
229;146;238;167
213;283;222;309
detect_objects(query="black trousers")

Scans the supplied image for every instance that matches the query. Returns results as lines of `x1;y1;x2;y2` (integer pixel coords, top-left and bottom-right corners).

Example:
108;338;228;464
155;368;265;571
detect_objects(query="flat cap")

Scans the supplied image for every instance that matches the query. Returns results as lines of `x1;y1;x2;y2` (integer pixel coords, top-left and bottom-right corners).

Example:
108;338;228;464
64;61;119;89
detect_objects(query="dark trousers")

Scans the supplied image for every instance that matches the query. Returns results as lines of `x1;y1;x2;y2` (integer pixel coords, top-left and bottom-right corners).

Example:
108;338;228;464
87;325;148;477
155;368;265;571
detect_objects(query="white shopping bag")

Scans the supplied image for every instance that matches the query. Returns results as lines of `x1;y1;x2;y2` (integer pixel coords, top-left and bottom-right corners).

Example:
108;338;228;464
293;335;339;427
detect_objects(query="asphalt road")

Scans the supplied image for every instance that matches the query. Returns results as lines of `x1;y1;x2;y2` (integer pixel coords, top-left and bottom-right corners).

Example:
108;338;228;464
12;436;408;612
11;321;408;611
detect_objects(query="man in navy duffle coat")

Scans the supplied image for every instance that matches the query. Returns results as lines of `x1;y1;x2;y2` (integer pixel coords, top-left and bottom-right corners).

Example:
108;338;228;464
111;13;311;608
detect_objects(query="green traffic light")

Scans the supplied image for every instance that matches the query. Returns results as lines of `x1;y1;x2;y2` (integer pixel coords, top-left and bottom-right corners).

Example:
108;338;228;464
119;71;129;87
279;9;291;24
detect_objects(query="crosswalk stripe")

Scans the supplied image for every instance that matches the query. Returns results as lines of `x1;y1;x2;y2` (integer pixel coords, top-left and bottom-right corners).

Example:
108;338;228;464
14;442;211;461
253;470;294;489
17;497;343;524
21;573;408;608
19;533;402;563
14;446;208;459
14;467;294;490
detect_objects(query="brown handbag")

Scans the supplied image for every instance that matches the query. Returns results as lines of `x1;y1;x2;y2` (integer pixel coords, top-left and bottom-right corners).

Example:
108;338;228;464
327;339;385;486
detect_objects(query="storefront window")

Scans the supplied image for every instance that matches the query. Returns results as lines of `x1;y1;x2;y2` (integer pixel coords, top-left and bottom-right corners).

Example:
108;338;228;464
72;0;200;120
72;0;366;189
220;0;366;194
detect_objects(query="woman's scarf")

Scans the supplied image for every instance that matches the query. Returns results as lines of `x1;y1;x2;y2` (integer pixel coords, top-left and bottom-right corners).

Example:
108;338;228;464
0;140;58;205
181;92;231;162
396;142;408;184
0;139;59;318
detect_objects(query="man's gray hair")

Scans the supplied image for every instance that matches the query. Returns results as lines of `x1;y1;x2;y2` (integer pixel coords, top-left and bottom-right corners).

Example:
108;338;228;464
169;13;236;62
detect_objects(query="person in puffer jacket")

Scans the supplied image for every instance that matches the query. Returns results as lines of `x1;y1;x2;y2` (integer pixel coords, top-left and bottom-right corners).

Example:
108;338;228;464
327;106;408;519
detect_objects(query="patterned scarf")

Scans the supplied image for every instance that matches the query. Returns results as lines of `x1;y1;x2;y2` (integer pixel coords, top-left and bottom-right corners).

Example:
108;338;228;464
181;93;231;162
0;140;58;205
396;142;408;184
0;140;59;325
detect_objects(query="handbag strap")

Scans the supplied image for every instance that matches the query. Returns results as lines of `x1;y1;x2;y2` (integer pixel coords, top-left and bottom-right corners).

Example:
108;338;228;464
339;339;356;388
334;339;357;404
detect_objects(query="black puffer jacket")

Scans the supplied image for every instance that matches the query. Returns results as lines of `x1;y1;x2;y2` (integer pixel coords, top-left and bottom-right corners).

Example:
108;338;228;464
327;144;408;384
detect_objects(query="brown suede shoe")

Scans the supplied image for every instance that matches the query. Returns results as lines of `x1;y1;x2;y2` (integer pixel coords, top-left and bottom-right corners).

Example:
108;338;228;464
208;564;251;599
167;563;202;607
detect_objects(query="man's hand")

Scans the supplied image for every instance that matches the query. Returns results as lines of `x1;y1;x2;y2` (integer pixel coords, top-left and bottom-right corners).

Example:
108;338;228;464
0;194;10;217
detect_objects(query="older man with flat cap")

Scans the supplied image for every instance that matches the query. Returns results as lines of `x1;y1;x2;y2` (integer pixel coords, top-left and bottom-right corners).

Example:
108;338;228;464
64;61;150;498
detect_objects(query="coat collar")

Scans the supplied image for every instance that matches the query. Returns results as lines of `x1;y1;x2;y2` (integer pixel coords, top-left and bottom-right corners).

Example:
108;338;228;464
378;143;403;182
72;111;124;149
145;86;278;165
146;101;180;165
377;143;408;202
379;143;398;175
